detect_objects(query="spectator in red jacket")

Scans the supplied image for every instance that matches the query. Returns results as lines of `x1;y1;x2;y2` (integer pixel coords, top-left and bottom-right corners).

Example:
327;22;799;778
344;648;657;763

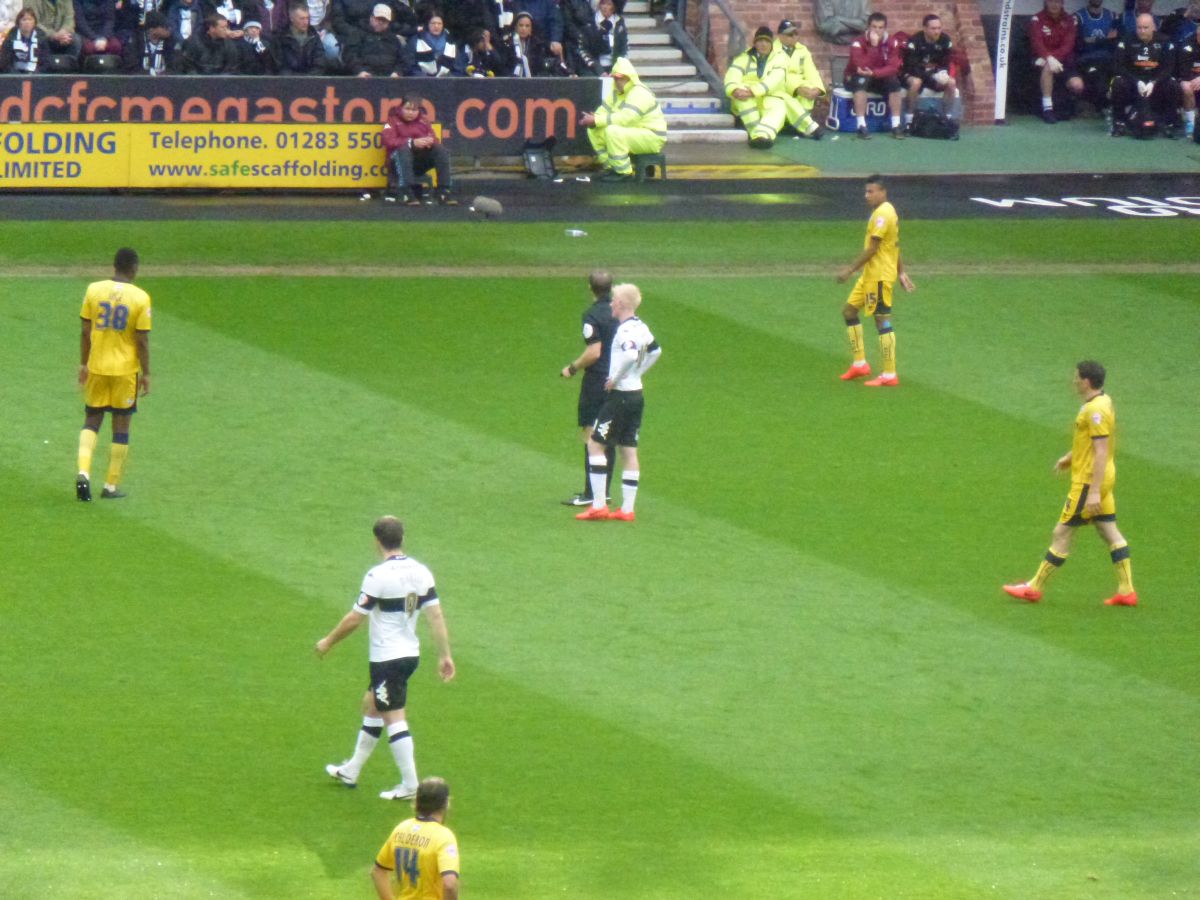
381;94;457;206
845;12;906;138
1028;0;1084;122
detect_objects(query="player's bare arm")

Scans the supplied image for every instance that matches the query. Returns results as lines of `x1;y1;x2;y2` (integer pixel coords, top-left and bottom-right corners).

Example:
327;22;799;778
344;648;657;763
897;254;916;292
1055;451;1072;472
423;604;456;681
79;318;91;384
136;331;151;396
442;872;460;899
1085;437;1108;516
562;341;601;378
837;236;881;283
371;863;393;900
315;609;364;657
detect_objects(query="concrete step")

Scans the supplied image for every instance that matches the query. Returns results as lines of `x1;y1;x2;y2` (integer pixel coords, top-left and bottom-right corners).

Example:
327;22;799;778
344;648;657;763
665;112;737;128
628;30;672;44
662;96;723;112
667;128;749;143
625;16;661;29
634;63;697;78
624;0;650;11
628;47;684;62
644;79;710;94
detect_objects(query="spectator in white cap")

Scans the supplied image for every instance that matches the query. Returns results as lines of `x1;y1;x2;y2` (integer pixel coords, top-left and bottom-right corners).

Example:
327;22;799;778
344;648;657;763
239;17;276;72
344;0;406;75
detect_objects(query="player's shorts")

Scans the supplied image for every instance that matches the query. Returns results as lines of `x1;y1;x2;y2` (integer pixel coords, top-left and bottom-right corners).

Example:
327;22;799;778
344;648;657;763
84;372;139;414
591;389;644;448
368;656;419;712
844;74;902;95
578;375;607;427
847;277;893;316
1059;481;1117;526
1050;61;1080;81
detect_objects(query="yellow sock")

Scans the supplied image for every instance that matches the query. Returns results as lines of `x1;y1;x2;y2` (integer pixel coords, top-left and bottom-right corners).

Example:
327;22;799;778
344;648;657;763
78;429;98;475
879;330;896;374
848;323;865;363
1109;542;1134;594
106;442;129;488
1030;549;1067;590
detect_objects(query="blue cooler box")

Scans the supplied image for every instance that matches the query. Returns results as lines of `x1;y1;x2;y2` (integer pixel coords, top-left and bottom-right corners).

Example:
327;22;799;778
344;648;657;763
825;87;889;133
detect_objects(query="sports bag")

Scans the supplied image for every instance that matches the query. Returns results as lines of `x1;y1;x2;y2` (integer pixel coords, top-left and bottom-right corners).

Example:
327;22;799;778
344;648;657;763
909;110;960;140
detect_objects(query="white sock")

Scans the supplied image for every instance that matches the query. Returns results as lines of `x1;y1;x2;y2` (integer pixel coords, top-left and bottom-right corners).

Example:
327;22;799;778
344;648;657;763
344;716;383;778
621;470;639;513
1186;110;1196;124
891;115;901;127
387;720;417;789
588;454;607;508
856;115;866;128
904;112;913;124
1042;96;1053;110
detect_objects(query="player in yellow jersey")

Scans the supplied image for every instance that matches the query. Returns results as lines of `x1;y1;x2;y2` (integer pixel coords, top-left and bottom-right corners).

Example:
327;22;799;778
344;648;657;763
1003;361;1137;607
76;248;152;502
373;777;460;900
836;174;915;387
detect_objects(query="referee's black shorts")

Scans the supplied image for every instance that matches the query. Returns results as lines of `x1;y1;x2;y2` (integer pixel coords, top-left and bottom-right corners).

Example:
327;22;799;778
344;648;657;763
578;375;607;427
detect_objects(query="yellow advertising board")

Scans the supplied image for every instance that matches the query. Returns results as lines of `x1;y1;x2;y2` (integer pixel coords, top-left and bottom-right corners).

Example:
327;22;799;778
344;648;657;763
0;123;392;189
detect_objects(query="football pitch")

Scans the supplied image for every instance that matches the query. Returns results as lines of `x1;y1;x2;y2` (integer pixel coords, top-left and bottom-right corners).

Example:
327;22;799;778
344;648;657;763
1;215;1198;899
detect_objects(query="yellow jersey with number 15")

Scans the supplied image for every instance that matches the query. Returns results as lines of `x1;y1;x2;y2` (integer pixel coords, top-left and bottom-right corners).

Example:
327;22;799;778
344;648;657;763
81;279;152;376
862;201;899;285
1070;392;1116;486
376;817;460;900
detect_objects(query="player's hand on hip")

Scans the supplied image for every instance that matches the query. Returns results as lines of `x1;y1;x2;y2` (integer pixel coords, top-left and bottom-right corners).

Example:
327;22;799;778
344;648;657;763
439;656;456;681
899;272;915;292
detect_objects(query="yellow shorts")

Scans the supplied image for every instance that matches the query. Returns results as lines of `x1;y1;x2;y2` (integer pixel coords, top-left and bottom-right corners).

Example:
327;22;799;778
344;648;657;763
847;277;894;316
1059;481;1117;526
84;372;139;413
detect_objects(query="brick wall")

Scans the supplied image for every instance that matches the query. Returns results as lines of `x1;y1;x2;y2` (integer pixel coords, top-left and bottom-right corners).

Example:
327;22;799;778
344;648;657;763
699;0;995;124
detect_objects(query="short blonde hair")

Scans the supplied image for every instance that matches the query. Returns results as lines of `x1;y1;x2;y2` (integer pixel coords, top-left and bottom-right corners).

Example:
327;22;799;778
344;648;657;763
612;283;642;313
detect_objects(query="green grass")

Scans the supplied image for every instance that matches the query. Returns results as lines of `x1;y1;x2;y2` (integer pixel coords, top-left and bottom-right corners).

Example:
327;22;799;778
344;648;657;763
1;219;1197;899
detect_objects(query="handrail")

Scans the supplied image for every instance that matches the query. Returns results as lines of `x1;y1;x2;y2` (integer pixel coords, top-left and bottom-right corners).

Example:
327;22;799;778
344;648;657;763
669;0;743;105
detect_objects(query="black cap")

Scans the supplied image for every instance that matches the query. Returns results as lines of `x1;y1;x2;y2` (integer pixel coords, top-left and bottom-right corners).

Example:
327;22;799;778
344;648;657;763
753;25;773;42
777;19;798;34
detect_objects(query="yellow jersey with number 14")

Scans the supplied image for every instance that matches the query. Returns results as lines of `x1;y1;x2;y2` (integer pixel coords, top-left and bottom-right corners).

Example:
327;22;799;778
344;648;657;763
81;279;152;376
376;817;460;900
1070;392;1116;486
862;201;899;285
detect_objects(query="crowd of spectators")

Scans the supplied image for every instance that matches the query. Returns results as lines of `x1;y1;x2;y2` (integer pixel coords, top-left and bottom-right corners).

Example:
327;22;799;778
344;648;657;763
0;0;633;75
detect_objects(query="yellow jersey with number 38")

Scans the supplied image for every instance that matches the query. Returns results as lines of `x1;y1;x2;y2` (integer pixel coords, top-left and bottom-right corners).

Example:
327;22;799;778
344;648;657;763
376;817;460;900
862;201;899;285
1070;392;1116;486
81;280;152;376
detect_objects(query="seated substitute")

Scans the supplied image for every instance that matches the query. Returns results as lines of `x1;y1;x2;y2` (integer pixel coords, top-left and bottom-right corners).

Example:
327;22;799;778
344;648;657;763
1074;0;1119;113
381;95;457;206
1028;0;1083;122
723;25;786;148
903;13;958;127
1177;24;1199;137
579;57;667;181
0;7;49;71
846;12;906;138
1109;12;1180;137
771;19;825;139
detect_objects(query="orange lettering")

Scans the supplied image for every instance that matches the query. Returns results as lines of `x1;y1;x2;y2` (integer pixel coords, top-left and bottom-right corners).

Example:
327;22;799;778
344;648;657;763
180;97;214;121
341;98;373;122
456;98;486;138
253;97;283;122
216;97;249;122
33;96;65;119
85;97;117;121
289;97;317;123
488;98;518;139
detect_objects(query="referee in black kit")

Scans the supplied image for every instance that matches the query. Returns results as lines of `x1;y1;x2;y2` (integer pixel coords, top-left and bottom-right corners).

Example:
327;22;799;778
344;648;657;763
560;271;617;506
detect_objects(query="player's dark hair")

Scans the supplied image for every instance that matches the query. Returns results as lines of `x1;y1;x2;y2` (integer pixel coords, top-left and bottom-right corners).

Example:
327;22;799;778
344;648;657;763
868;12;887;26
415;777;450;816
114;247;139;276
1076;360;1106;389
589;270;612;297
923;13;940;25
373;516;405;550
865;173;885;189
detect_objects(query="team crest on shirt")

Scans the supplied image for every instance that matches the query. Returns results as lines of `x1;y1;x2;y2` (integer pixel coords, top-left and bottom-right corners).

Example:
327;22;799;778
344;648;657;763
874;217;885;228
1091;413;1102;424
621;340;636;351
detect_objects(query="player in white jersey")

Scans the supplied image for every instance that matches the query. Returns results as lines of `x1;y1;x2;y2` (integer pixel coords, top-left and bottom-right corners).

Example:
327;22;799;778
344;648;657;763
577;283;662;522
315;516;455;801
